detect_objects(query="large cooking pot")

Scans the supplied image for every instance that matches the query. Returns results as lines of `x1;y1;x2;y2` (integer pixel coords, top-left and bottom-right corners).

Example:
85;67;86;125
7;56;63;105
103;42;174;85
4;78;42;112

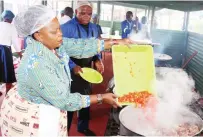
107;67;203;136
119;105;203;136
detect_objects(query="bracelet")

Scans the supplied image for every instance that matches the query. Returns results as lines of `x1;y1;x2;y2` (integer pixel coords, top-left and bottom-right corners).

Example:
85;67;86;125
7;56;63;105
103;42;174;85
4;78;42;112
96;94;103;104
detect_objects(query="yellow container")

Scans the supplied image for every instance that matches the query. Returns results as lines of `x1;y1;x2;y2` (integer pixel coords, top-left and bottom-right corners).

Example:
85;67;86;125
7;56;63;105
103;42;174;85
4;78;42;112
112;45;156;105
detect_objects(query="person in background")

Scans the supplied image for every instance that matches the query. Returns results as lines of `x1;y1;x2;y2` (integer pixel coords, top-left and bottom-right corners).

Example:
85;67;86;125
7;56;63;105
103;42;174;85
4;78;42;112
0;5;132;137
133;16;142;33
0;10;22;96
152;16;158;29
61;1;104;136
59;7;74;25
61;9;65;17
92;13;103;58
92;14;103;38
141;16;151;40
121;11;133;38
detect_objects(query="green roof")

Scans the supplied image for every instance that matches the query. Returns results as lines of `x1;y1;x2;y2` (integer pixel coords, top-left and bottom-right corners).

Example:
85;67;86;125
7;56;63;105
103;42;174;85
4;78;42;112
113;1;203;12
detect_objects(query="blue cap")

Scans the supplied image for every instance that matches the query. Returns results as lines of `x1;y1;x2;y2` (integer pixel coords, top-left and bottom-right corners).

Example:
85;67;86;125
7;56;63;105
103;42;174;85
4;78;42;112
1;10;15;21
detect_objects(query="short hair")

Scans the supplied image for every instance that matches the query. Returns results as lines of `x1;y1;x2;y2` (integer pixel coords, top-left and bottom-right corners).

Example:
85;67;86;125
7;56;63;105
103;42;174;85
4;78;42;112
126;11;133;15
64;7;73;15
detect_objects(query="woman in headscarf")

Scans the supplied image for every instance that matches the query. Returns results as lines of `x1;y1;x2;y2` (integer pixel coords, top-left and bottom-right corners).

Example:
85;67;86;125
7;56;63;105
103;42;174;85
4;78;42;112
0;5;132;137
0;10;22;96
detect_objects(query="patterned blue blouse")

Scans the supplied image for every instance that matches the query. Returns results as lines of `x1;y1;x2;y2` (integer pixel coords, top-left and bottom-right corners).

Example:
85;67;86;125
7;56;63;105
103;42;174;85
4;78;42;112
17;37;104;111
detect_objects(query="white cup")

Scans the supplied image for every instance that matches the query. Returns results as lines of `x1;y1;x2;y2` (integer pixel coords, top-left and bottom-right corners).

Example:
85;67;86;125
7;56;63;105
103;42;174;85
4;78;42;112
115;30;119;36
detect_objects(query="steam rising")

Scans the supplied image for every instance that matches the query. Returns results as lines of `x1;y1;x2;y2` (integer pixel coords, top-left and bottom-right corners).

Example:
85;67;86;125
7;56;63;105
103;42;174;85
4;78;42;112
155;67;198;106
117;29;202;135
153;67;200;129
129;30;151;44
123;67;201;136
128;26;172;65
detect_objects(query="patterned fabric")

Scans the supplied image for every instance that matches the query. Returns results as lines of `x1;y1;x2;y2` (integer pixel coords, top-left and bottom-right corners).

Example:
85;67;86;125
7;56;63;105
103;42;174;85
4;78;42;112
57;37;104;59
17;37;102;111
60;17;102;66
0;86;67;136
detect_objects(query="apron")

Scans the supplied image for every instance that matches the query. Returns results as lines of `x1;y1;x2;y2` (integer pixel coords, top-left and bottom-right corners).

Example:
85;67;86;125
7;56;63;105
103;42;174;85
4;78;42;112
0;86;67;137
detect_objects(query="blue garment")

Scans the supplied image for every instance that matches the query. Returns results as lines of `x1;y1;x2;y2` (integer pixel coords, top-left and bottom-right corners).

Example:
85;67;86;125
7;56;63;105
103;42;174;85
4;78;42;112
17;36;104;111
96;24;103;36
61;17;102;131
23;37;28;49
1;10;15;21
61;17;101;70
23;35;104;70
0;45;16;83
61;17;100;39
121;20;133;38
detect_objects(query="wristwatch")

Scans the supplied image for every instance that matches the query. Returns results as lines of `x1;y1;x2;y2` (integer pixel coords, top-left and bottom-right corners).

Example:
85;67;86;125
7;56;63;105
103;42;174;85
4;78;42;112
96;94;103;104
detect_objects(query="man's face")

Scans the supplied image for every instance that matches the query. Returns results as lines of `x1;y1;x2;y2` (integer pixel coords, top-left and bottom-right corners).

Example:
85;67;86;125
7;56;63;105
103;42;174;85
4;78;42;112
76;5;92;25
126;13;133;21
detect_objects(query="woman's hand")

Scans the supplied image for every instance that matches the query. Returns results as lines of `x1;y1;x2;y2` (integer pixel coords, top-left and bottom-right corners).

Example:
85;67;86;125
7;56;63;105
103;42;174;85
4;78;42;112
102;93;121;108
117;38;134;45
104;38;133;50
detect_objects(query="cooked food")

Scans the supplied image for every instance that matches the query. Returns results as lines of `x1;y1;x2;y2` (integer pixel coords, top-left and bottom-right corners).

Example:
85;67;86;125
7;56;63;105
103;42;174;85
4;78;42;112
176;123;199;136
153;123;200;136
118;91;155;107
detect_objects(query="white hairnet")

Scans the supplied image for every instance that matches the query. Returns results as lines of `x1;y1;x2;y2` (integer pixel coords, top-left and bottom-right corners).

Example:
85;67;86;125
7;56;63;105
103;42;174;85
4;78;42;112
14;5;56;37
76;1;92;9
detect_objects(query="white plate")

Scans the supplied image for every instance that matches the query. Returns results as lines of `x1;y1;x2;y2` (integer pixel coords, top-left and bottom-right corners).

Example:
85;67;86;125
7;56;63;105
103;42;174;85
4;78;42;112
154;53;172;60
